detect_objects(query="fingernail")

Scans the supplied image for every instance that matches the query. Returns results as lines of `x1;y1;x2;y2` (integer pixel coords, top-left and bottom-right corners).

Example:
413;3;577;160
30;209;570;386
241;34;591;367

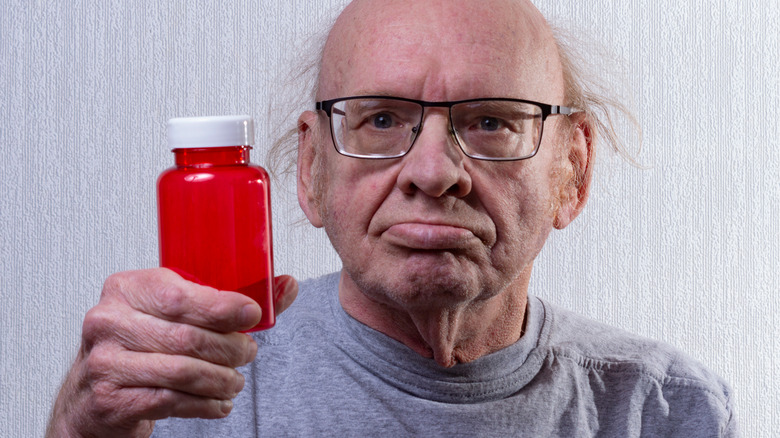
220;399;233;415
234;371;245;395
240;303;260;327
245;337;258;364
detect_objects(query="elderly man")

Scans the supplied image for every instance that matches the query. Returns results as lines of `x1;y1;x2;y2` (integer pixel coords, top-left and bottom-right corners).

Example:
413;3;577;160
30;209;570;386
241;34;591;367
47;0;736;436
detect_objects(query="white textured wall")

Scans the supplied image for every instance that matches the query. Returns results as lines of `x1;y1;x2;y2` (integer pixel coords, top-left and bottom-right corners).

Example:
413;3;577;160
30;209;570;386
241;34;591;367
1;1;777;437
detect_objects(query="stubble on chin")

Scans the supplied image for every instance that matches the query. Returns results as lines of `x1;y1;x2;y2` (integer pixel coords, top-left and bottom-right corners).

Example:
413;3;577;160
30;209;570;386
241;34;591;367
344;249;510;312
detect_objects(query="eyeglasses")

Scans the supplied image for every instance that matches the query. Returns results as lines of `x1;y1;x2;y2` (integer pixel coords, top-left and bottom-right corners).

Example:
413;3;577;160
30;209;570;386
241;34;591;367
315;96;577;161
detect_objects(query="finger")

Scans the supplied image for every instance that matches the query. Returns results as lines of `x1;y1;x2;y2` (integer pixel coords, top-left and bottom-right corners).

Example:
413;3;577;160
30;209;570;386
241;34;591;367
143;389;235;420
83;303;256;368
145;389;235;421
88;348;245;401
101;269;261;333
273;275;299;316
90;385;235;424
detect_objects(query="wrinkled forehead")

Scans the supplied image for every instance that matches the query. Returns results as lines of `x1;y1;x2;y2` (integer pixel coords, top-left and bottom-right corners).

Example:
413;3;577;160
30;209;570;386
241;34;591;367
318;0;563;102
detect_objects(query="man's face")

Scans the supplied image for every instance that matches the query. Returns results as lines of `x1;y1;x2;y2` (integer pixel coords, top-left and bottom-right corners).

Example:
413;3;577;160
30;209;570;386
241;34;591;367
300;0;581;311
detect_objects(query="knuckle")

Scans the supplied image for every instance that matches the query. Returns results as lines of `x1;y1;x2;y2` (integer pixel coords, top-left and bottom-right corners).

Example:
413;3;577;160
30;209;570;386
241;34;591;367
88;381;118;417
170;326;245;368
201;335;237;367
157;356;207;392
81;304;127;350
205;333;246;367
95;387;171;424
91;380;118;404
227;334;253;366
168;323;201;357
81;306;109;346
101;271;131;299
157;355;188;380
154;283;191;320
134;387;177;418
215;365;238;389
84;346;116;379
214;344;240;368
165;393;225;420
205;367;240;399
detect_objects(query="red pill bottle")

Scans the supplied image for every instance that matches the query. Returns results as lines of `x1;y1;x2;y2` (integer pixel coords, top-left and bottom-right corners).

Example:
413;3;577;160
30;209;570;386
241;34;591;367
157;115;274;331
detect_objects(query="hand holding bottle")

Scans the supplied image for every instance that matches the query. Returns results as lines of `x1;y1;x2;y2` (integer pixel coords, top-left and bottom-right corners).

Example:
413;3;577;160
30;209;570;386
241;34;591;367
46;268;298;438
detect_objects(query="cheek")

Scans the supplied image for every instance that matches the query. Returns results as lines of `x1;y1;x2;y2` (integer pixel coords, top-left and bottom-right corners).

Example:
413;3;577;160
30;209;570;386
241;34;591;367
475;167;557;258
499;183;553;234
481;162;557;218
319;161;397;241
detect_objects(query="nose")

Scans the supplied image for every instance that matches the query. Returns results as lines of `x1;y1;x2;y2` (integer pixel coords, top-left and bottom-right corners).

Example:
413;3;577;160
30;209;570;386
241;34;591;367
396;112;472;198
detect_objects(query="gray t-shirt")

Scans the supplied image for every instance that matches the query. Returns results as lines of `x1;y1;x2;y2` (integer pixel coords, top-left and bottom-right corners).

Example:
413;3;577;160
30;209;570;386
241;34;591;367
152;272;737;437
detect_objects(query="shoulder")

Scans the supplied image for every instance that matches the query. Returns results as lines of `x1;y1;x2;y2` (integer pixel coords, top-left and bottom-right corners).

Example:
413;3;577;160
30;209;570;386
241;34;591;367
534;297;736;427
538;297;720;382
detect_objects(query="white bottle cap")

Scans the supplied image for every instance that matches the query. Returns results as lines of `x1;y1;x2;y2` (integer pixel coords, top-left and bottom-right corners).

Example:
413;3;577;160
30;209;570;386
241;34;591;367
167;115;255;148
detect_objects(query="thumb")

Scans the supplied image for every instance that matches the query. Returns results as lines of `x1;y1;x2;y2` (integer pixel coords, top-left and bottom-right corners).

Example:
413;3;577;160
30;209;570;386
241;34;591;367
273;275;299;316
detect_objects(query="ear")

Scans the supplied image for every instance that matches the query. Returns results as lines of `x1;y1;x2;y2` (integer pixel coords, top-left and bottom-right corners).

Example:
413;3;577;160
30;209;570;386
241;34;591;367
297;110;324;228
553;112;594;229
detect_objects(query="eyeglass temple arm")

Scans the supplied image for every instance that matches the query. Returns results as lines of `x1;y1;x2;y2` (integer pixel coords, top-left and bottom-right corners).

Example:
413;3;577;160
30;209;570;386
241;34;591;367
315;101;346;117
551;105;579;116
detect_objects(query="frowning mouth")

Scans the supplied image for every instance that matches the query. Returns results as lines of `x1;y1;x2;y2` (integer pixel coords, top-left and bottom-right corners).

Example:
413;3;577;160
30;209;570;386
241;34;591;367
382;222;477;250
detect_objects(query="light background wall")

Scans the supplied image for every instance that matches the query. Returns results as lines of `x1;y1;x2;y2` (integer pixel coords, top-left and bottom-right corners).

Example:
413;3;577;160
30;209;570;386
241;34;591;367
1;0;777;436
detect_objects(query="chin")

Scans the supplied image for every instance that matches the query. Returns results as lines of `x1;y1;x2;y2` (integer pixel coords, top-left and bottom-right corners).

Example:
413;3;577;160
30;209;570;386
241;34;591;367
348;260;503;309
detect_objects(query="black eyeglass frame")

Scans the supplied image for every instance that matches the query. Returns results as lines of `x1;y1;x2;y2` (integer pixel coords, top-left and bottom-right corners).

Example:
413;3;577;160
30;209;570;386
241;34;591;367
315;95;578;161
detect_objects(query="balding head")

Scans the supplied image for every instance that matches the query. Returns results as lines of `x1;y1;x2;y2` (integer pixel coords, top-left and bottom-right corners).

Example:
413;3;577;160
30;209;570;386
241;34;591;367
317;0;565;105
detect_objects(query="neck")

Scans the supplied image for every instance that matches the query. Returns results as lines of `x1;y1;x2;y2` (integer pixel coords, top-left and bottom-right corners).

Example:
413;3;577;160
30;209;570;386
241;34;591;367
338;270;529;368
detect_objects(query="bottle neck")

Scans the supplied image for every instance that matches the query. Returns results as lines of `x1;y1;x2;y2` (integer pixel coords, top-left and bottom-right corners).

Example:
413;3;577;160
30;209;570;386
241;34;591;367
173;146;252;167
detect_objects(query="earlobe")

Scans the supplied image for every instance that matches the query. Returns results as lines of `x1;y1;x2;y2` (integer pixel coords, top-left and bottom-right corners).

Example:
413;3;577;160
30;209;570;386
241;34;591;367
297;111;324;228
553;114;594;230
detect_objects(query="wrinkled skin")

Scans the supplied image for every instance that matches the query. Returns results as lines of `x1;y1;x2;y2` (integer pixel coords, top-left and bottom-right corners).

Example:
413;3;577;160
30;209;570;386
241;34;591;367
46;269;297;438
297;0;592;367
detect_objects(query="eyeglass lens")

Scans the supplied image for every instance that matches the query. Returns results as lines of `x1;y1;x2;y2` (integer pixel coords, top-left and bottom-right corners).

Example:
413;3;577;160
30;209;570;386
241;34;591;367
329;98;544;160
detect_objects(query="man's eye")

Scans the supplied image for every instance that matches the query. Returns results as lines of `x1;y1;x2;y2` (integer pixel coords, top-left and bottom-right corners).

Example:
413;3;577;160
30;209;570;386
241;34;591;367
370;113;394;129
478;117;501;131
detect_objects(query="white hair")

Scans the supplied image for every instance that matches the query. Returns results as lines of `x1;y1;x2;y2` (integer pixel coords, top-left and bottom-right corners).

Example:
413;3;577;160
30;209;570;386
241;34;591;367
265;6;642;182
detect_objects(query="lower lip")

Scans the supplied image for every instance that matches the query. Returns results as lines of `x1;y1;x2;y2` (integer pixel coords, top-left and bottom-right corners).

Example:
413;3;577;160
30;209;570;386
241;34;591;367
383;223;475;250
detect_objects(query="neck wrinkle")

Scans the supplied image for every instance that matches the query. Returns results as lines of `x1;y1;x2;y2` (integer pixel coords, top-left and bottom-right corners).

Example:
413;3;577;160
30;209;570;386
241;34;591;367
337;269;529;368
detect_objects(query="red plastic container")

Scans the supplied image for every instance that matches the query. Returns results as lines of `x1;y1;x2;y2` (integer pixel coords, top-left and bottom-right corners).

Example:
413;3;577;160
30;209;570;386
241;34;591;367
157;115;274;331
